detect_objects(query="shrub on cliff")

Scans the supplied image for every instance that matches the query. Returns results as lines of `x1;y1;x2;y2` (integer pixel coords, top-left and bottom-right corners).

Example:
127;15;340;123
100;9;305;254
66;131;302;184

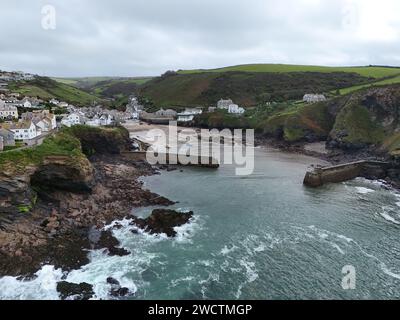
258;102;335;142
193;111;250;129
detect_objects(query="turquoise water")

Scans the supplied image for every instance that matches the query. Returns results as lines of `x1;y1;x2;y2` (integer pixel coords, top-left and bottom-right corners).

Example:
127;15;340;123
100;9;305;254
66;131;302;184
1;147;400;299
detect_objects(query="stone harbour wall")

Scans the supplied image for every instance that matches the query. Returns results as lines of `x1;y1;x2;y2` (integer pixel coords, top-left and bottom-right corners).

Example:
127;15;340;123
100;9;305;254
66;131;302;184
303;161;391;187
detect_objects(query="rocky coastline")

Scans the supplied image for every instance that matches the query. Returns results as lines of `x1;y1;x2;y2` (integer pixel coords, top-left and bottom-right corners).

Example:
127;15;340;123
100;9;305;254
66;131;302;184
0;152;178;278
0;126;197;300
256;136;400;189
1;122;400;299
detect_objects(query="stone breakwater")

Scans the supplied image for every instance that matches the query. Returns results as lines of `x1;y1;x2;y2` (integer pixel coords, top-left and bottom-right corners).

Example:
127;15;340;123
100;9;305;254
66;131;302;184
303;160;391;187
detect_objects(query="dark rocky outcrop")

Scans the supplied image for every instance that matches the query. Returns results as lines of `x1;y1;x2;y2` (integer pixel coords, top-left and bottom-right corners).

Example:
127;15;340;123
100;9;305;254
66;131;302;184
0;169;37;215
91;229;131;257
107;277;132;298
131;209;193;237
31;162;93;194
329;86;400;155
57;281;94;300
65;125;132;156
0;155;93;217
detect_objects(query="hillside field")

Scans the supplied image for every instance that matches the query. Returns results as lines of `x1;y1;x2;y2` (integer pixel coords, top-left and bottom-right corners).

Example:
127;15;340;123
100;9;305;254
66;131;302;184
178;64;400;79
139;70;370;108
8;77;103;106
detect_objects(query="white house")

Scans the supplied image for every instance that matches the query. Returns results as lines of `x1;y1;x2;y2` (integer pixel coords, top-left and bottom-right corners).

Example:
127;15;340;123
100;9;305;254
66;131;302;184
303;94;327;103
61;112;84;127
0;100;18;119
99;114;113;126
58;101;69;108
9;121;39;140
85;115;101;127
228;104;245;114
50;99;60;105
217;99;233;110
216;99;245;114
21;110;57;131
177;108;203;122
155;108;177;118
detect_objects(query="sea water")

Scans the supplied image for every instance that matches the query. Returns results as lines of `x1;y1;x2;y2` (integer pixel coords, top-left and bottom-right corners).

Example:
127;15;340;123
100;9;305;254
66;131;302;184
1;147;400;300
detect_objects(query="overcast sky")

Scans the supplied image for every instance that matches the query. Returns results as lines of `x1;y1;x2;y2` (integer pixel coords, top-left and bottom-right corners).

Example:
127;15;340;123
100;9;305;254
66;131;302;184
1;0;400;77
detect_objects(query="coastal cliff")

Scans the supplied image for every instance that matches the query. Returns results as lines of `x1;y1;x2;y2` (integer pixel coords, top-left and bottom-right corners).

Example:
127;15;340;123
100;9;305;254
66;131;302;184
262;85;400;159
0;126;174;277
0;132;93;216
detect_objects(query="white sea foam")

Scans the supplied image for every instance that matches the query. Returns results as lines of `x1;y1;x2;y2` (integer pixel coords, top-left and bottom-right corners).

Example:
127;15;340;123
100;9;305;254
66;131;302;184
234;259;258;300
220;245;238;256
0;213;204;300
198;260;213;267
380;263;400;280
378;207;400;225
239;259;258;283
371;179;389;188
290;225;353;256
174;215;203;244
355;187;375;194
330;243;345;255
170;276;195;288
336;234;353;243
0;265;63;300
254;244;266;253
235;283;245;299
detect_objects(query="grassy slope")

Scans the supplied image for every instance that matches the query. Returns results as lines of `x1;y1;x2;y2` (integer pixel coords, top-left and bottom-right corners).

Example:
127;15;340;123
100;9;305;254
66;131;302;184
0;126;129;172
339;75;400;95
256;84;400;155
139;71;369;108
258;101;335;142
52;77;117;86
0;131;85;172
53;77;152;109
179;64;400;78
332;101;385;145
53;77;152;88
9;77;102;106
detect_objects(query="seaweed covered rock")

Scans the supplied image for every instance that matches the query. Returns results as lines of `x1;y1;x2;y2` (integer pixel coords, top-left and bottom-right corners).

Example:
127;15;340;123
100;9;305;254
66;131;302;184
107;277;132;298
57;281;94;300
131;209;193;237
90;229;131;257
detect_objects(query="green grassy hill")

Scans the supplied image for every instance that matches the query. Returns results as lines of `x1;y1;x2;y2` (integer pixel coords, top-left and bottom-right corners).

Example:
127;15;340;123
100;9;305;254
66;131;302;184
178;64;400;78
339;75;400;95
8;77;103;106
53;76;152;88
139;70;370;108
251;83;400;157
53;76;153;109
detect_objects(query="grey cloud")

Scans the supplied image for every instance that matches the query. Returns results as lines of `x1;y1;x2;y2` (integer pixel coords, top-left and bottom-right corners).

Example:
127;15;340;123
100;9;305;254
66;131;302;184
0;0;399;77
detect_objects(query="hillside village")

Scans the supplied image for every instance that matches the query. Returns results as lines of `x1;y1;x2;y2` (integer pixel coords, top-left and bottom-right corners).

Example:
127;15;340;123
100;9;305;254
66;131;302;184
0;68;332;152
0;72;141;151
